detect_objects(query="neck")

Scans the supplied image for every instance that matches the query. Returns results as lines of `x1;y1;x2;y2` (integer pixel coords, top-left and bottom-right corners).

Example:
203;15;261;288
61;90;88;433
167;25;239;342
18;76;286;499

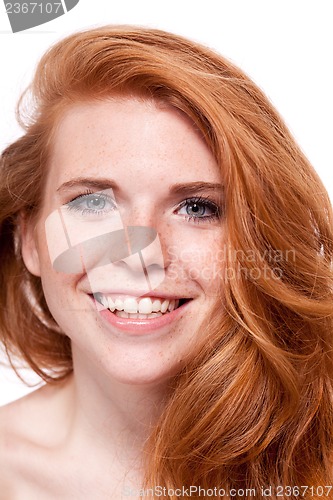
58;344;170;476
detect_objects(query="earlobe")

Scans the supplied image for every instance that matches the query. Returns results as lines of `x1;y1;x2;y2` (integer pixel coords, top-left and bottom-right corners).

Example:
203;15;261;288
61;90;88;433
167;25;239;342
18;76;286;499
20;214;41;277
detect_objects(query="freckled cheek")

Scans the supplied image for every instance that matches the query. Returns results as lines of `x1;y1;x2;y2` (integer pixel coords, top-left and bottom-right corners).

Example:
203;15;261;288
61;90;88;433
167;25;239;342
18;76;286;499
41;273;76;304
38;234;82;298
167;237;224;286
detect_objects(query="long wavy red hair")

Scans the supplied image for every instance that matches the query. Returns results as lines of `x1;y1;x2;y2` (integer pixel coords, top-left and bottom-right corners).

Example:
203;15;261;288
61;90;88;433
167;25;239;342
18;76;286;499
1;26;333;498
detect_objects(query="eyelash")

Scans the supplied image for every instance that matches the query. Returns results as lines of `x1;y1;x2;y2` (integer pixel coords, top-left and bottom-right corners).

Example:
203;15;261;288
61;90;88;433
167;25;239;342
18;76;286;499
65;191;222;224
66;190;115;216
177;196;221;224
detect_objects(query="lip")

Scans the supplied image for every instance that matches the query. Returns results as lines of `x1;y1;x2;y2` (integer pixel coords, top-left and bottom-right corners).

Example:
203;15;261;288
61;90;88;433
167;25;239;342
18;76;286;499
90;295;192;334
90;289;192;300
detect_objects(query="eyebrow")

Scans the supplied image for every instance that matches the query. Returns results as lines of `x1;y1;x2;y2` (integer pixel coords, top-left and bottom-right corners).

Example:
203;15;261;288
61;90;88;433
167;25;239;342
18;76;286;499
56;177;223;196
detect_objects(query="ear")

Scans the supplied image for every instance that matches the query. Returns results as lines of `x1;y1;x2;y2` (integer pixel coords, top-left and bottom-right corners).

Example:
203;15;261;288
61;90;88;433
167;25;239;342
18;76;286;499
20;213;41;277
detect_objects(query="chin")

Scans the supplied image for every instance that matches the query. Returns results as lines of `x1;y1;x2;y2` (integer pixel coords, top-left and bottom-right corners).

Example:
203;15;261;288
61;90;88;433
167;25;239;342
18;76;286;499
99;361;183;388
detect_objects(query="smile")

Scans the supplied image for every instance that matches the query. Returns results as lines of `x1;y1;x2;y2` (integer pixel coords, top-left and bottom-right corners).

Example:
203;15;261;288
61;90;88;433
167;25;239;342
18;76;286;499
92;293;192;334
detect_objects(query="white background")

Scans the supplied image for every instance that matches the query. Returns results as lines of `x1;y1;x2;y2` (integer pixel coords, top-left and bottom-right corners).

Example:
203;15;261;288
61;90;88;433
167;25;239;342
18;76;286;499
0;0;332;405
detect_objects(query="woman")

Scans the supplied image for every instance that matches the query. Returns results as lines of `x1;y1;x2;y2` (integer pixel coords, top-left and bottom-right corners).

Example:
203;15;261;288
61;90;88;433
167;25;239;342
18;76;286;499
0;26;333;498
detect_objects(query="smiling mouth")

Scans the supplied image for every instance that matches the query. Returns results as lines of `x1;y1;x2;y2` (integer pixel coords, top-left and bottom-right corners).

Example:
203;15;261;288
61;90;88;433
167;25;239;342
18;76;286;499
92;293;192;319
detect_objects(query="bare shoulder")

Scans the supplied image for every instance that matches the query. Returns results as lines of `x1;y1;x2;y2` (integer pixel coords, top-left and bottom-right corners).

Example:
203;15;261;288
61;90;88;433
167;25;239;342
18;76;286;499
0;377;73;450
0;384;52;469
0;382;58;443
0;398;21;497
0;379;72;497
0;390;35;497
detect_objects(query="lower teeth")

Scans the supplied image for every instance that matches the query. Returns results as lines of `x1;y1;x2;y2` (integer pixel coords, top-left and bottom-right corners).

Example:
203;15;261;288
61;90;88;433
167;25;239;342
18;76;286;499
113;311;164;319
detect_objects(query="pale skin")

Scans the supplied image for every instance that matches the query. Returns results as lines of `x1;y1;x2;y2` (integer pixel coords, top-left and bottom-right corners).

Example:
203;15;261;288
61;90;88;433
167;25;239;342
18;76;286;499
0;97;225;498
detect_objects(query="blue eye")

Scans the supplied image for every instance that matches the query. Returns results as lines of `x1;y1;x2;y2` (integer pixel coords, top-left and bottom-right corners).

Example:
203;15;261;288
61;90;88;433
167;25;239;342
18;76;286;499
66;192;116;216
177;196;222;224
65;192;222;223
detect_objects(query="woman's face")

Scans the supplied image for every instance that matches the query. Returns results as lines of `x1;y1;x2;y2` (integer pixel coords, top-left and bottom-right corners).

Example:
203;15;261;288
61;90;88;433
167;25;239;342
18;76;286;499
22;97;225;386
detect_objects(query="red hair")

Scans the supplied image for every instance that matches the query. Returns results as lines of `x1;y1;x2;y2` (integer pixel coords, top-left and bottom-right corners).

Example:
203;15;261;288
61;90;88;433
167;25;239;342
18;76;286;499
1;26;333;497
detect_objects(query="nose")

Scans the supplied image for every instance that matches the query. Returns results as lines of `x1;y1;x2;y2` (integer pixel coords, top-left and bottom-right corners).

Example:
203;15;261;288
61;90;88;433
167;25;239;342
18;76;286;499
117;202;169;263
112;224;165;284
81;224;167;296
111;202;172;288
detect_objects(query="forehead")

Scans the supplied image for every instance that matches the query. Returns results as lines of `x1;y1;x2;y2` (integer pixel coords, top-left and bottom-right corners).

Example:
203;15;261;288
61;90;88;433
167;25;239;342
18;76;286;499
46;97;221;190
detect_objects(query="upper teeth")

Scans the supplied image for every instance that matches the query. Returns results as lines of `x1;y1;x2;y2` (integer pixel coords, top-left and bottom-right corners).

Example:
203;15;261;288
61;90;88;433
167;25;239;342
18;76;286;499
96;294;180;314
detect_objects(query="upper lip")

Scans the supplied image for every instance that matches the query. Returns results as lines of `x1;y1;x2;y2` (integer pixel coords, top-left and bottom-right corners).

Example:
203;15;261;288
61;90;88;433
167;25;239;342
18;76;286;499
88;289;193;300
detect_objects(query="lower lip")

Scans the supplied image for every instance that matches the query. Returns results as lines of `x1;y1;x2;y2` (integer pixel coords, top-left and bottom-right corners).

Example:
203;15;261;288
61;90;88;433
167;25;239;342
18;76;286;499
95;299;192;334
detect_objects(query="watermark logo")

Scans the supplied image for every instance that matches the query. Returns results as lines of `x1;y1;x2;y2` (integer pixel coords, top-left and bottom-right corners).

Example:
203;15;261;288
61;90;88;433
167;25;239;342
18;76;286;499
4;0;80;33
45;189;166;306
